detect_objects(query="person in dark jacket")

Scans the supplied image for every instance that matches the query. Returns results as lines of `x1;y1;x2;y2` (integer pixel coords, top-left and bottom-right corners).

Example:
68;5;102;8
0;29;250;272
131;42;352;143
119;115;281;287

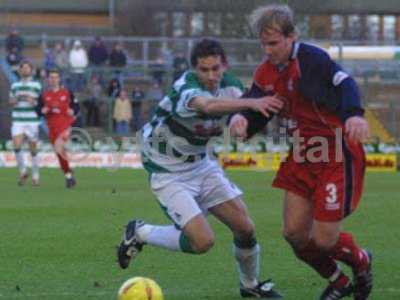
88;36;108;66
6;47;24;75
172;52;189;81
109;42;127;68
5;29;24;54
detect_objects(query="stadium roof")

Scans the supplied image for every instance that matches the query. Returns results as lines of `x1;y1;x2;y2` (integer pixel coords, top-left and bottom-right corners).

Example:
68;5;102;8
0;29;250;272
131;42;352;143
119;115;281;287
0;0;109;13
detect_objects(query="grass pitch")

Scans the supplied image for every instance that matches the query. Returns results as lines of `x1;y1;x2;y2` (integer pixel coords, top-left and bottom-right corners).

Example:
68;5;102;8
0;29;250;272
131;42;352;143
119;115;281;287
0;168;399;299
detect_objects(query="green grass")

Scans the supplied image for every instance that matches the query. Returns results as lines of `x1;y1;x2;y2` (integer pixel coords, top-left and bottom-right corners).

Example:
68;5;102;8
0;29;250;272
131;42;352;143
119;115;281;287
0;168;399;300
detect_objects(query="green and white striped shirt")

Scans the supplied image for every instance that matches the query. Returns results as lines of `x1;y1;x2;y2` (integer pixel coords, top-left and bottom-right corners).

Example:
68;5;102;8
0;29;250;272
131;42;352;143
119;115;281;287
141;71;244;173
10;78;42;125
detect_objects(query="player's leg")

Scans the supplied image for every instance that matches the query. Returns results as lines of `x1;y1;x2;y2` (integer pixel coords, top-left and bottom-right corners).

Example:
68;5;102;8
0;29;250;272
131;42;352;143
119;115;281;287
200;163;281;298
313;221;369;274
209;197;258;284
12;125;28;185
283;191;352;300
28;140;40;186
209;197;281;298
313;143;371;300
53;128;76;188
117;177;216;269
27;125;40;186
144;195;215;253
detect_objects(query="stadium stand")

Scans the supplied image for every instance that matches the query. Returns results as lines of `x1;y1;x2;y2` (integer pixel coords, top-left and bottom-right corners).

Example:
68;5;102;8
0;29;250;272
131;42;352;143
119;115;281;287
365;108;395;144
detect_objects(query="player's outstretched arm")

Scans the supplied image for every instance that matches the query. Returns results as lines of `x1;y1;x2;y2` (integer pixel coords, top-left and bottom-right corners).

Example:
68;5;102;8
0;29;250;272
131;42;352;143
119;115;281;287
228;83;282;139
189;95;283;117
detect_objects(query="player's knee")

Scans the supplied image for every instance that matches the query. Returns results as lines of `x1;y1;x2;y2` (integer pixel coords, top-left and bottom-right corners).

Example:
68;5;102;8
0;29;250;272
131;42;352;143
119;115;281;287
191;236;215;254
54;144;63;155
234;219;255;240
283;227;308;249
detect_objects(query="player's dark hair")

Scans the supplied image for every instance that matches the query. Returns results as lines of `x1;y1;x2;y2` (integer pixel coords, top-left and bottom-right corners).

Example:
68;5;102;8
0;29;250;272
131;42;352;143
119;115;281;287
47;68;61;76
190;38;227;67
19;60;33;70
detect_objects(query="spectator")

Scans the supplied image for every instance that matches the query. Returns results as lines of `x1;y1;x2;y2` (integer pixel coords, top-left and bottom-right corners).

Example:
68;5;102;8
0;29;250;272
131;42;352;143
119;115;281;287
83;75;103;126
109;42;127;86
6;47;23;75
68;40;88;92
131;86;145;131
160;43;173;68
43;47;56;71
54;42;69;71
109;42;127;68
88;36;108;66
5;29;24;54
113;89;132;136
107;78;121;98
172;52;189;81
150;57;166;85
141;81;163;123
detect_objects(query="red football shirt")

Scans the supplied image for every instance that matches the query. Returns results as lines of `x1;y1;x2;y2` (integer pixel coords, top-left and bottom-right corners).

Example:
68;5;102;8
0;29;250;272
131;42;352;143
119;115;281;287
41;88;75;131
254;59;343;141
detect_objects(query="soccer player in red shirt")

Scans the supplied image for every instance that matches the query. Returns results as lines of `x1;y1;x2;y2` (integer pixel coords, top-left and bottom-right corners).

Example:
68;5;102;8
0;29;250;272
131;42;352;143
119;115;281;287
39;69;80;188
230;5;372;300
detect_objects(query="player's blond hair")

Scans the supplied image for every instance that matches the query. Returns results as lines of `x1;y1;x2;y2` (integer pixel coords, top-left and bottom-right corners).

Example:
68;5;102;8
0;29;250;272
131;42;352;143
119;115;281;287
250;4;296;37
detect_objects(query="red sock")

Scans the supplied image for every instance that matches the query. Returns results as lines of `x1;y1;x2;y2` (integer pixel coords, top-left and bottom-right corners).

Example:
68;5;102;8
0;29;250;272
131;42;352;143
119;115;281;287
329;232;369;273
57;154;71;175
293;239;339;279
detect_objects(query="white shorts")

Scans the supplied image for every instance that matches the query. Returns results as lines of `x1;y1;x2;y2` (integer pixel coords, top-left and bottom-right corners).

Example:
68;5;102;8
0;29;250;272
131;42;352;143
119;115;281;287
150;160;243;228
11;123;39;142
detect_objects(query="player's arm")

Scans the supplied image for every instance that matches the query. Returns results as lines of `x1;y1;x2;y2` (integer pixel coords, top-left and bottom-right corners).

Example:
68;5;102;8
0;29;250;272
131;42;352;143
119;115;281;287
188;91;282;117
9;86;17;106
319;53;369;142
26;96;38;106
229;83;279;139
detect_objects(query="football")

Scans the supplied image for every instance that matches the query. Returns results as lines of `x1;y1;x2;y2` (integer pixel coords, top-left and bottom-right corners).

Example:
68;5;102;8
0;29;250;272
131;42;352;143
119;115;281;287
117;277;164;300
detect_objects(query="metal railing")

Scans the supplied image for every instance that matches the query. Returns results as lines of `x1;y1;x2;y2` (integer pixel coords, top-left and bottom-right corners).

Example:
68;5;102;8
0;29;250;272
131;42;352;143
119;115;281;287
0;35;399;142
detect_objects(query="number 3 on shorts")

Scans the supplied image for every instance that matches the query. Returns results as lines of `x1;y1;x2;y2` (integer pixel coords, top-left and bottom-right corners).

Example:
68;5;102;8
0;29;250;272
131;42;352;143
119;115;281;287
325;183;337;204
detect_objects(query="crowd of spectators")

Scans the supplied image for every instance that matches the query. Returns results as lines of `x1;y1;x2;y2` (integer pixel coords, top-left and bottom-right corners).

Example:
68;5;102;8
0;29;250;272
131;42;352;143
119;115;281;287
3;31;191;136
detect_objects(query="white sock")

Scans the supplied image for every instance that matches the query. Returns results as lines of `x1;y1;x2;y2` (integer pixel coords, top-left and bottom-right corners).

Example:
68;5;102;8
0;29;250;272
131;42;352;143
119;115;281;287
329;266;342;282
15;150;26;175
138;224;182;251
31;154;40;180
234;243;260;288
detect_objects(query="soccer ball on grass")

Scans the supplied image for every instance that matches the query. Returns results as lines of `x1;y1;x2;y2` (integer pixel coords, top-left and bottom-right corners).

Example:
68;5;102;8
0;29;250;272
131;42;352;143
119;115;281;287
117;277;164;300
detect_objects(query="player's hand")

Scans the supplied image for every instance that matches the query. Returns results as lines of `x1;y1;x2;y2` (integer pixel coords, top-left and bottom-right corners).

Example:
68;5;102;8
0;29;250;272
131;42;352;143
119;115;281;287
229;114;248;139
345;116;369;143
42;106;50;114
26;96;36;105
249;95;284;118
67;108;74;116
